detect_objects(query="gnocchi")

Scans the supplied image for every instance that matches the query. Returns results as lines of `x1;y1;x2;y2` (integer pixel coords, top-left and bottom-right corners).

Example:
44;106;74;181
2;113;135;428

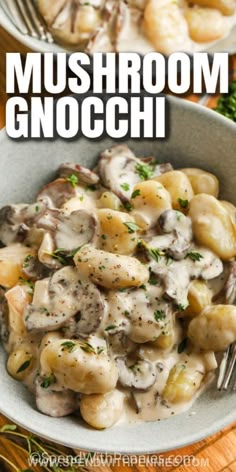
37;0;236;54
0;144;235;430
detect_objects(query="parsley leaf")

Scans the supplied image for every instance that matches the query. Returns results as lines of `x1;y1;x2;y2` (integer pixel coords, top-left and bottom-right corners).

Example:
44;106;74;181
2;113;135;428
186;252;204;262
154;310;166;322
178;198;189;208
123;222;141;234
66;174;78;188
135;162;154;180
120;183;130;191
16;358;32;374
41;373;56;389
131;189;141;199
61;341;77;353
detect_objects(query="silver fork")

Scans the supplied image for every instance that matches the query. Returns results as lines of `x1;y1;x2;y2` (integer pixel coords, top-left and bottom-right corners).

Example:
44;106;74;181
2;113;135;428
217;342;236;391
0;0;54;43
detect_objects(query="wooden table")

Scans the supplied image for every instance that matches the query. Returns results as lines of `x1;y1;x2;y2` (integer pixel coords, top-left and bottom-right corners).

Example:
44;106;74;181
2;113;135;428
0;25;236;472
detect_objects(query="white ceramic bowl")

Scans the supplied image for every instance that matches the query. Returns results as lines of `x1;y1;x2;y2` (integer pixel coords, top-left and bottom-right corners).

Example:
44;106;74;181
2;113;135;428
0;97;236;453
1;7;236;54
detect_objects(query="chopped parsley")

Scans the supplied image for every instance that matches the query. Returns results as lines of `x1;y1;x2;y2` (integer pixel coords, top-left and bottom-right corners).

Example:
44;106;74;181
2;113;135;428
80;342;96;354
131;189;141;199
178;198;189;208
154;310;166;322
101;234;107;240
66;174;78;188
123;222;141;234
18;277;35;292
41;373;56;389
186;252;204;262
23;254;33;268
120;183;130;191
176;303;187;312
61;341;77;353
148;247;165;262
16;358;32;374
105;324;117;331
135;162;154;180
122;201;133;212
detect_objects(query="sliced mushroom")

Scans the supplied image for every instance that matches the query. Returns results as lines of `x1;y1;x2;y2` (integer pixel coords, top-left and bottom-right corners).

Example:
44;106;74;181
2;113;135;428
58;163;99;185
35;377;79;417
116;357;156;390
150;247;223;307
37;178;77;208
0;202;45;246
158;209;193;260
37;208;97;253
22;254;51;280
98;144;173;202
24;266;106;335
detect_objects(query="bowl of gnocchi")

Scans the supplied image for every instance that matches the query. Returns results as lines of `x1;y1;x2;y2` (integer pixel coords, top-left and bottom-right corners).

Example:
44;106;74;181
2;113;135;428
0;96;236;453
0;0;236;54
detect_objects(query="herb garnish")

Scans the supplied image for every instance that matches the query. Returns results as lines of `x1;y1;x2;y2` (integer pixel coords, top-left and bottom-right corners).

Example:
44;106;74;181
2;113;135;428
123;222;141;233
23;254;33;268
16;358;32;374
131;189;141;199
80;342;96;354
66;174;78;187
154;310;166;322
122;201;133;212
61;341;77;353
178;198;189;208
41;373;56;389
135;162;154;180
186;252;204;262
18;277;35;292
120;183;130;191
105;324;117;331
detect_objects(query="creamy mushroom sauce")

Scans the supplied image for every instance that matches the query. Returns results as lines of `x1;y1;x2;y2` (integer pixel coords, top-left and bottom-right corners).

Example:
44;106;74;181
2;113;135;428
37;0;236;54
0;144;236;429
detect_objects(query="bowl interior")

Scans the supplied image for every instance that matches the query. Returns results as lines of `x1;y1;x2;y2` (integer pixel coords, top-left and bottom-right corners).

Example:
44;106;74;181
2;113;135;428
0;97;236;453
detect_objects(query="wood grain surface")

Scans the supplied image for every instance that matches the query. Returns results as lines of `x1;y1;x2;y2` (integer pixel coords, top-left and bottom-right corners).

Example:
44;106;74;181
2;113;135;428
0;24;236;472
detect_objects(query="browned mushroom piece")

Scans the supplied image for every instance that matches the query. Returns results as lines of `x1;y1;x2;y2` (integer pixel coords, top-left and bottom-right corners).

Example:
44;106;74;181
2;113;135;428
98;144;174;202
58;163;100;185
158;209;193;260
0;202;46;246
116;357;157;390
37;178;77;209
24;266;106;335
37;208;97;256
37;0;104;48
22;254;51;280
35;377;79;417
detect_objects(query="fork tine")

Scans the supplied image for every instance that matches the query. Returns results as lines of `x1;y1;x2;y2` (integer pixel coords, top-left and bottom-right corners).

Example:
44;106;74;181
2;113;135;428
218;342;236;390
14;0;38;37
24;0;47;40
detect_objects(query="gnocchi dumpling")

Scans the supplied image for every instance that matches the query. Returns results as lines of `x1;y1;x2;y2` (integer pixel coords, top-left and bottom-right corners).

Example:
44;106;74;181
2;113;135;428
74;244;149;289
97;209;138;255
189;194;236;260
180;168;219;197
40;337;118;394
131;180;172;227
80;390;124;429
188;305;236;351
162;357;205;403
190;0;236;16
154;171;194;211
184;8;225;43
